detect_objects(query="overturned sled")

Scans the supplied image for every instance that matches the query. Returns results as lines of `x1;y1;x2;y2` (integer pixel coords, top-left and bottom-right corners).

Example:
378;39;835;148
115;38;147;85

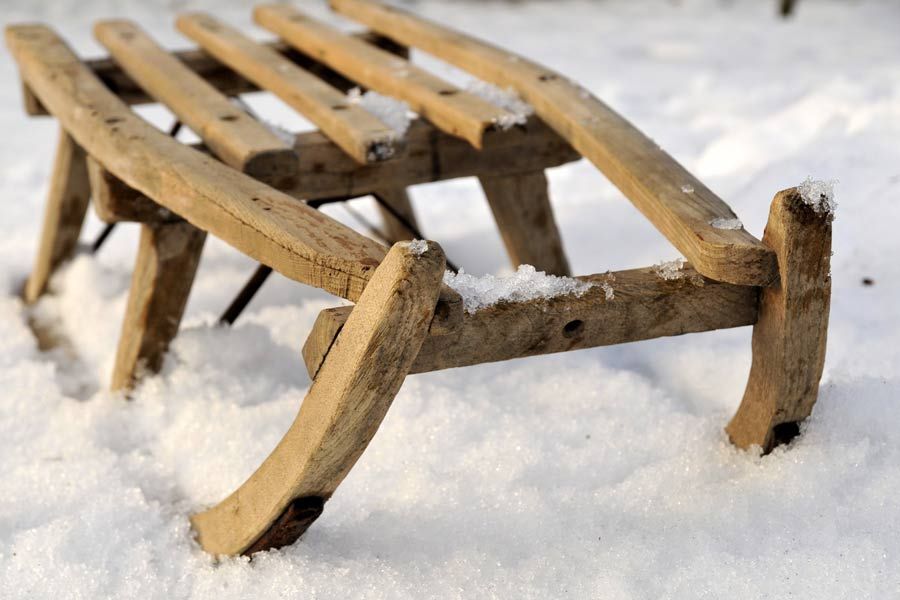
7;0;831;557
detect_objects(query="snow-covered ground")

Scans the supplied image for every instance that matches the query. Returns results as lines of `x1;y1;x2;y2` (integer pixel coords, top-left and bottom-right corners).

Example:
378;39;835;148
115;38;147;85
2;0;900;597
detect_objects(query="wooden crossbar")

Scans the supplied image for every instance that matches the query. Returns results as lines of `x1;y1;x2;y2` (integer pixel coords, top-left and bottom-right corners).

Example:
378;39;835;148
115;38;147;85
176;13;400;165
6;24;387;301
254;4;514;149
330;0;779;287
94;20;297;186
303;265;759;379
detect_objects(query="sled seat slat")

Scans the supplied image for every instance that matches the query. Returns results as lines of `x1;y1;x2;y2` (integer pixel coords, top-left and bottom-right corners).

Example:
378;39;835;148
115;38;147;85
330;0;779;287
6;23;387;302
176;12;399;165
94;20;297;186
254;4;514;150
303;265;760;379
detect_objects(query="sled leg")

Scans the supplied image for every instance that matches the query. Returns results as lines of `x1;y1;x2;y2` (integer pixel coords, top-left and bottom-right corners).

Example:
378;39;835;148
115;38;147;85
191;241;446;555
111;221;207;391
24;127;91;303
479;170;570;276
726;188;832;452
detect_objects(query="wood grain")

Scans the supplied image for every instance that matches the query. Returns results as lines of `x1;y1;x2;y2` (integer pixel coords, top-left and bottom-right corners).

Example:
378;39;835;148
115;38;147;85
7;24;387;302
94;20;297;186
111;221;207;391
176;13;400;165
479;171;570;276
23;127;91;304
255;3;514;149
192;241;446;555
726;188;832;452
87;155;179;224
303;264;759;379
329;0;778;286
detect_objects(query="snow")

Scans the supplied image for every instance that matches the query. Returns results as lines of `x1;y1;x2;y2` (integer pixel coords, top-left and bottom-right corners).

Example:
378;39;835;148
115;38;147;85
709;216;744;230
798;176;838;219
653;257;688;281
347;87;413;137
443;265;594;313
464;80;534;130
404;239;428;256
681;183;695;193
2;0;900;597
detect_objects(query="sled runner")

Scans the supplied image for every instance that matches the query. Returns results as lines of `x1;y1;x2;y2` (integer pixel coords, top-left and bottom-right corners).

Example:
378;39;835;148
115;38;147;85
6;0;831;556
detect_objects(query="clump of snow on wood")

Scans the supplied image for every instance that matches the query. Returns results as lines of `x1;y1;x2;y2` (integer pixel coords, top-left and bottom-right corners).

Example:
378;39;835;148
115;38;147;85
347;87;413;137
798;177;838;219
709;217;743;230
443;265;593;313
404;239;428;256
653;258;687;280
601;281;615;300
681;184;695;194
465;80;533;129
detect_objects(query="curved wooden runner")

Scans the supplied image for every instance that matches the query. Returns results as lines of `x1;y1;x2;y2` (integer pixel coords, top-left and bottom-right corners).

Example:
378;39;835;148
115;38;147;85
6;24;386;302
192;241;446;555
329;0;778;287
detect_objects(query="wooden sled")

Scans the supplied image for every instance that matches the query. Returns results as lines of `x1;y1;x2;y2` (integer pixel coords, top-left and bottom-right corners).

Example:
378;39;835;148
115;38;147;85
7;0;831;557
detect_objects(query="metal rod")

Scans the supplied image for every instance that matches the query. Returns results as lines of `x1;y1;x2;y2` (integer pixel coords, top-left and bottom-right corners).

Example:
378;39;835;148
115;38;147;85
217;264;274;326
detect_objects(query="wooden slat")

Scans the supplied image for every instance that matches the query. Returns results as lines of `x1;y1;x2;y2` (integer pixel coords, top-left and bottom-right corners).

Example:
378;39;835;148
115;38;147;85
111;221;207;391
7;24;386;302
330;0;778;287
726;188;832;452
255;4;514;149
23;127;91;304
302;264;759;379
479;171;571;276
94;20;297;186
22;35;407;115
175;13;399;165
284;118;580;198
192;241;447;555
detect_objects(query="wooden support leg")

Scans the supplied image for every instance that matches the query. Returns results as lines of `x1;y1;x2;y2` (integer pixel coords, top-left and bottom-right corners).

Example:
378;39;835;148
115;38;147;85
191;241;446;555
374;187;419;242
479;171;571;276
726;188;832;453
111;221;207;391
24;127;91;304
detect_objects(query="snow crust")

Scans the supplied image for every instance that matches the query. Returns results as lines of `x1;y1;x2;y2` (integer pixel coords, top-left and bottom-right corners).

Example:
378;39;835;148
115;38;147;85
1;1;899;597
709;216;744;230
404;239;428;256
465;80;534;129
653;258;687;280
798;177;838;218
347;87;413;137
444;265;593;313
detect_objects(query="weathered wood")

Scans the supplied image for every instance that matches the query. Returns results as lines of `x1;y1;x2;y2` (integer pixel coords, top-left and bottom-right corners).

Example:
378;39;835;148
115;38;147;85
192;241;446;555
23;127;91;304
479;171;570;276
175;13;400;165
284;118;580;198
303;264;759;379
94;20;297;186
22;34;406;115
111;221;207;391
7;24;387;302
255;4;514;149
726;188;832;452
373;187;418;242
86;156;179;224
330;0;778;287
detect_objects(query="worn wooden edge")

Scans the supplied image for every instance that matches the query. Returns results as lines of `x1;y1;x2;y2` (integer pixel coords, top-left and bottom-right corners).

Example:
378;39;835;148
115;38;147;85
303;263;760;379
93;19;298;184
7;24;387;302
726;187;832;453
20;33;406;116
254;3;514;150
329;0;779;287
87;155;181;224
192;241;446;555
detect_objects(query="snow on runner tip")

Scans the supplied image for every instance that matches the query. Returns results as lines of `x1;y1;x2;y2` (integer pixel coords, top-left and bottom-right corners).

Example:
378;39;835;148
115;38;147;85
798;177;838;220
404;239;428;257
444;265;594;313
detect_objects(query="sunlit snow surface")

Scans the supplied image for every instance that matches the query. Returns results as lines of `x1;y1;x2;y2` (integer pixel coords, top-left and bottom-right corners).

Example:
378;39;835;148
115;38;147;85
1;1;900;598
